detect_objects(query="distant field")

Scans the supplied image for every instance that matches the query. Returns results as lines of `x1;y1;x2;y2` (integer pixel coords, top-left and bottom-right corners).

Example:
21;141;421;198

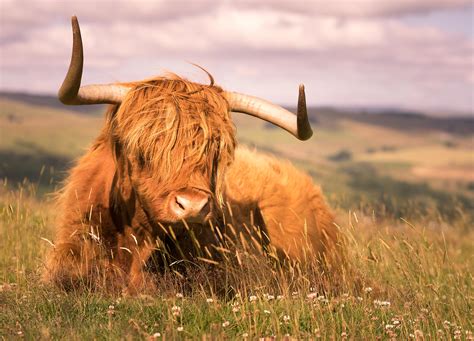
0;95;473;338
1;95;473;218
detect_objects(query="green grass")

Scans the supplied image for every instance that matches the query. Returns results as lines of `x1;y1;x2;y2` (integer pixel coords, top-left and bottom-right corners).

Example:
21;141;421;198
0;183;472;339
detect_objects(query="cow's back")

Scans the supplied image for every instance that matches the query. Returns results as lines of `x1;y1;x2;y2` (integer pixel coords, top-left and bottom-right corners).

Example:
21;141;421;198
224;147;337;261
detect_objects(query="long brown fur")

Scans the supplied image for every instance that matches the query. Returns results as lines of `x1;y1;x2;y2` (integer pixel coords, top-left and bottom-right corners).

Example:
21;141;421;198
42;74;340;293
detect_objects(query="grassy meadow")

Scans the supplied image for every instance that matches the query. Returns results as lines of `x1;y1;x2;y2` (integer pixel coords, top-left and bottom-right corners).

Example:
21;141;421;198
0;95;473;339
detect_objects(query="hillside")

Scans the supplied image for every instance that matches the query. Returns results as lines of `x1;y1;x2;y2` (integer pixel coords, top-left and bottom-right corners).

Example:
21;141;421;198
0;95;473;221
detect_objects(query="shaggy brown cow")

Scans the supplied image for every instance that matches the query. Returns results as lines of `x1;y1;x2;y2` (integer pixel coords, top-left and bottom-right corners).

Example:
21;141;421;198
42;17;339;292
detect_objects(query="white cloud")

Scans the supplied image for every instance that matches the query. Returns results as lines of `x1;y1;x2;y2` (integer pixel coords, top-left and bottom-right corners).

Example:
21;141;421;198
234;0;472;18
0;0;472;112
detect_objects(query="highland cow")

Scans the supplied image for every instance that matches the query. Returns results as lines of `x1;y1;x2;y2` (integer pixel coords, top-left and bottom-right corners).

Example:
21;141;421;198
42;17;339;292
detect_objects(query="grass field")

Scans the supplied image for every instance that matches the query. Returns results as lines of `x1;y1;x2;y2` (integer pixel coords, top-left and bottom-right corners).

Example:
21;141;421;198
0;96;473;339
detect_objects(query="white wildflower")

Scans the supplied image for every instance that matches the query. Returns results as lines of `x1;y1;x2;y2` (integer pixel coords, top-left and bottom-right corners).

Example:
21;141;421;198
373;299;391;307
222;321;230;328
171;305;181;316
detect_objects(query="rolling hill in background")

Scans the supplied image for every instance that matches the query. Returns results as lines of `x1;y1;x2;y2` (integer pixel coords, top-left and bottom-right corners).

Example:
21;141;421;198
2;91;472;133
1;92;473;221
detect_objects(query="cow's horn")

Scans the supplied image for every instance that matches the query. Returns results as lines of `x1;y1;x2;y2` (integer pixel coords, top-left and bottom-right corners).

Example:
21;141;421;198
58;16;130;105
223;85;313;140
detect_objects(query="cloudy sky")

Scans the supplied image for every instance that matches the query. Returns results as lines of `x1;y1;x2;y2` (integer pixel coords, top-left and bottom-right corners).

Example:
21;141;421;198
0;0;472;113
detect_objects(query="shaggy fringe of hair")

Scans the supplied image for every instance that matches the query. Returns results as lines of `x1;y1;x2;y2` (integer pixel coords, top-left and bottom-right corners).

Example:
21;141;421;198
107;73;236;199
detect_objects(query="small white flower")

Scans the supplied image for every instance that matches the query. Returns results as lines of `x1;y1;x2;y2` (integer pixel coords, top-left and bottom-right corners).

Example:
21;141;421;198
222;321;230;327
175;293;183;298
283;315;290;322
206;298;214;303
265;294;275;301
232;306;240;312
264;310;271;315
373;299;390;307
317;295;329;304
364;287;373;293
357;296;363;301
171;305;181;316
385;324;394;330
307;293;318;299
277;295;284;300
249;295;257;302
177;326;184;332
153;332;161;338
242;333;249;337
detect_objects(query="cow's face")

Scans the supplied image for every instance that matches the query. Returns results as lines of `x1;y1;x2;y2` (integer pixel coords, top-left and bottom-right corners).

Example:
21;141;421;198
110;77;236;225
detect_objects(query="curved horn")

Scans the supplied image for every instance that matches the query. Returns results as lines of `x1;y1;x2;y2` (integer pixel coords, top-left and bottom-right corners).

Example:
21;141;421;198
223;85;313;140
58;16;130;105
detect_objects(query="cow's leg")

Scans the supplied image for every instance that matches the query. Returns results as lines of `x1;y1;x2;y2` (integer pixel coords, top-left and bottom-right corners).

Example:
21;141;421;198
42;237;119;291
113;229;158;295
125;241;157;294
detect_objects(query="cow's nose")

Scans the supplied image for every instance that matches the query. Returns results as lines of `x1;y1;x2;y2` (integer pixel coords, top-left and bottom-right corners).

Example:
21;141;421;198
171;192;210;221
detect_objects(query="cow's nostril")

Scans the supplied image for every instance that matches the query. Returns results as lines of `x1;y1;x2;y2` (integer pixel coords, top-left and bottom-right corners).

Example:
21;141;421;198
175;197;185;211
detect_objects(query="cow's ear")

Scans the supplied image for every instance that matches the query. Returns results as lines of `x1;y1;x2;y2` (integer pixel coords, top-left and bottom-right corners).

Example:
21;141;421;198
111;139;121;167
112;141;134;201
109;168;135;229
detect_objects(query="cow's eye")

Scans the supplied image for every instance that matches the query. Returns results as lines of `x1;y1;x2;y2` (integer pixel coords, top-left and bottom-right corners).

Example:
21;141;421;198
137;153;146;169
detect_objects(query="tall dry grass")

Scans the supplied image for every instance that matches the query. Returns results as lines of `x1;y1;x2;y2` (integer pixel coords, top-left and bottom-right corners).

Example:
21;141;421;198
0;181;472;339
